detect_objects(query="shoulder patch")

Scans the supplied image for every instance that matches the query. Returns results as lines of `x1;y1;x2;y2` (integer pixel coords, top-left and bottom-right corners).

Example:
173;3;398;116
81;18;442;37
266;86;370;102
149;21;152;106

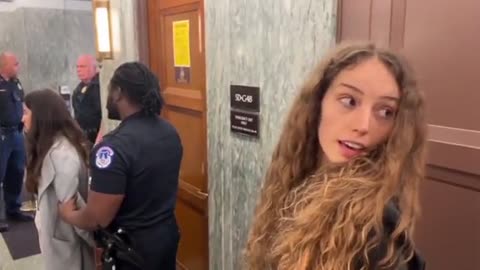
95;146;115;169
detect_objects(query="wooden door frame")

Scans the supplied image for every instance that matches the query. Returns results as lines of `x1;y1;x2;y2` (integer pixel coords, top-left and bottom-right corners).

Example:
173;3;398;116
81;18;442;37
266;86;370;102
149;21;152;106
135;0;150;65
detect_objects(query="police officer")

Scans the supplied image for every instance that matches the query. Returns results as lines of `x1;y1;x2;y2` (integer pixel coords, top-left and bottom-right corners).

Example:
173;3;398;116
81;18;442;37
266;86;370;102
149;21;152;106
0;52;33;232
72;54;102;145
59;62;183;270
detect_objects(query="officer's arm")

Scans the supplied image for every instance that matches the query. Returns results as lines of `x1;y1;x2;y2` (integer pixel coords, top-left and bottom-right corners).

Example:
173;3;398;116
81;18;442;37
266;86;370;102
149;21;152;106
66;191;124;230
63;144;128;230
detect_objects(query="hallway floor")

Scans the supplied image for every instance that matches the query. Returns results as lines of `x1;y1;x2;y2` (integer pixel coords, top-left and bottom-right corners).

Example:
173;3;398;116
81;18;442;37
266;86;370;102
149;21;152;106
0;234;42;269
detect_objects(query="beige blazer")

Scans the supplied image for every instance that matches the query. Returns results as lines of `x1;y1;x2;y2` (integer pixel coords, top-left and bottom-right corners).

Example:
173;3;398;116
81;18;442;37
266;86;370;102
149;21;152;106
35;136;94;270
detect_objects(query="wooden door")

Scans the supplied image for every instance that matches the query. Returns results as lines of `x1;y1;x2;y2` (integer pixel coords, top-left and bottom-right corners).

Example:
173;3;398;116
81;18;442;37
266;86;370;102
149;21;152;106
337;1;480;269
148;1;208;269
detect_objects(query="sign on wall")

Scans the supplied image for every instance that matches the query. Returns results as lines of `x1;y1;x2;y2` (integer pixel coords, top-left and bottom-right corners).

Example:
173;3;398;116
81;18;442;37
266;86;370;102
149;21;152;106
230;85;260;138
230;85;260;112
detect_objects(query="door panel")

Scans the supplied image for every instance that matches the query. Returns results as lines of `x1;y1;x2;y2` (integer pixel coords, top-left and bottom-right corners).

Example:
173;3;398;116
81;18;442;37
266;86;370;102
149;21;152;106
148;0;208;269
416;174;480;270
337;1;480;269
166;107;206;190
403;0;480;130
176;201;209;269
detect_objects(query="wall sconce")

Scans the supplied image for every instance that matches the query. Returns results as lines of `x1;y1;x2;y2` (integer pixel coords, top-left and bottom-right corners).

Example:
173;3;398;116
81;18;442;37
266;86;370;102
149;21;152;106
93;0;113;61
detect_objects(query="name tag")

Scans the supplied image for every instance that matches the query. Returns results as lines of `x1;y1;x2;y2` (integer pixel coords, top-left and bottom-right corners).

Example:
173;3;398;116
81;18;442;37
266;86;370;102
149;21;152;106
0;89;6;92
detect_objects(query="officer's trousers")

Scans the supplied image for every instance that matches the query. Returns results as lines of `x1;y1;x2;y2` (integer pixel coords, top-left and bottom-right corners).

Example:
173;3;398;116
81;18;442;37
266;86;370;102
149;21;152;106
115;219;180;270
0;129;25;216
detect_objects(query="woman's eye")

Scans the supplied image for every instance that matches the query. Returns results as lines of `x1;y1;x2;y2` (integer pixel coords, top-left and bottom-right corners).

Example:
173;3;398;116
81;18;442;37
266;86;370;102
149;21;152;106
339;96;356;108
378;107;396;119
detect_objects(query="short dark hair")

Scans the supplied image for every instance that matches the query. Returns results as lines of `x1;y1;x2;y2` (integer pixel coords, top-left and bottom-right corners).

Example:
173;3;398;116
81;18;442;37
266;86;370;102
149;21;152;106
109;62;164;116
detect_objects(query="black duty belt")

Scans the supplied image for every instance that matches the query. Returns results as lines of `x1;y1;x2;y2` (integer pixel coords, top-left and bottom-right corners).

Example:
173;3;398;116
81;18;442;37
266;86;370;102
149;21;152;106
94;227;145;270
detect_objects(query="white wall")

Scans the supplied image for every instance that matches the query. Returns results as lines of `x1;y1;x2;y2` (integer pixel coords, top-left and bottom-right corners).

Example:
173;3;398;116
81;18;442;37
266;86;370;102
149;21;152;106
0;0;91;11
98;0;140;132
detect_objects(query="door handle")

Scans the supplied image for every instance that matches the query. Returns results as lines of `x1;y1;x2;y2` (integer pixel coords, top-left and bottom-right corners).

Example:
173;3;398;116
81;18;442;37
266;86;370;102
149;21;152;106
179;179;208;199
195;189;208;199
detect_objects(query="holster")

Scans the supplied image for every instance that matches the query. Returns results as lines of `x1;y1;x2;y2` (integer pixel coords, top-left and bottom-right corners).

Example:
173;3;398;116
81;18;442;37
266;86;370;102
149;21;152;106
93;227;145;270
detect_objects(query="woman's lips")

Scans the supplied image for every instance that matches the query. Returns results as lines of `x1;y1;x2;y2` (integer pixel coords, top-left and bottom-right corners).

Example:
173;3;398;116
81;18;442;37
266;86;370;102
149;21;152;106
338;140;366;159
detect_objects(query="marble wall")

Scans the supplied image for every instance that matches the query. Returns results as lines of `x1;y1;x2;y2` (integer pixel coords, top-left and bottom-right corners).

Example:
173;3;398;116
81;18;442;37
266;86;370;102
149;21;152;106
205;0;338;269
0;6;95;93
97;0;140;132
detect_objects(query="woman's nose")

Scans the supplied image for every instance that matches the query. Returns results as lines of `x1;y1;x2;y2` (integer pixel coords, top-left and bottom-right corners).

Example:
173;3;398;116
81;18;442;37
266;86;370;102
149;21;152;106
351;108;371;135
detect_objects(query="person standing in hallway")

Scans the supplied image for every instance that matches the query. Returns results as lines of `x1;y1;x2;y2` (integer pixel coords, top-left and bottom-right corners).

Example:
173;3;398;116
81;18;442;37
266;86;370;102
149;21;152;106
59;62;183;270
23;89;94;270
72;54;102;146
245;43;426;270
0;52;33;232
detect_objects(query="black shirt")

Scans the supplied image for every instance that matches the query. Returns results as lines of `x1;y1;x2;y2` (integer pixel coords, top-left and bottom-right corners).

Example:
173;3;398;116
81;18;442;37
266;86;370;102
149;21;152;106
90;113;183;231
0;76;24;127
72;73;102;132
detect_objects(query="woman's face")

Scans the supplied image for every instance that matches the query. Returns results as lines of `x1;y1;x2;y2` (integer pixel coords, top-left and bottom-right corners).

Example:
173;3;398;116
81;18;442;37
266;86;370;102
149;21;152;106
22;104;32;133
318;57;400;164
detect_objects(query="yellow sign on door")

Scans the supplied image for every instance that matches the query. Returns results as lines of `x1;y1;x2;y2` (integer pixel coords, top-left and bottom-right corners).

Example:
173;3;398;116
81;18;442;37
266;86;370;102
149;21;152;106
173;20;191;67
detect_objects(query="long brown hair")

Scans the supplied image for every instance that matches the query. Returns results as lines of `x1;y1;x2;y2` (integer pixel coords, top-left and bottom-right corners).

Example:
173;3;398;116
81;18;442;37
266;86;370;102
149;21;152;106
244;42;427;270
25;89;89;193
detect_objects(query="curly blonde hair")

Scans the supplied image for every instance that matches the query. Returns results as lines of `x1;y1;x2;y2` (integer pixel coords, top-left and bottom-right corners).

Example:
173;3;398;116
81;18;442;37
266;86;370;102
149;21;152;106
244;42;427;270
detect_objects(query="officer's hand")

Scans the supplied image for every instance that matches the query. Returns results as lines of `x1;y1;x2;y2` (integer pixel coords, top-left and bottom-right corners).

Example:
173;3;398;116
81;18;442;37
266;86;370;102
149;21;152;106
58;195;78;223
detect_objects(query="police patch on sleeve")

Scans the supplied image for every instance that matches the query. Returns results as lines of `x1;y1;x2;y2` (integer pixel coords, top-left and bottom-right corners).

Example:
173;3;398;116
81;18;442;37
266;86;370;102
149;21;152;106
95;146;115;169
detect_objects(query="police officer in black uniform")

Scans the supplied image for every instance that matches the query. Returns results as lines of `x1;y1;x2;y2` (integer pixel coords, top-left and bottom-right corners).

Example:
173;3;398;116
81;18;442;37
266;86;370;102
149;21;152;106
0;52;33;232
72;55;102;145
59;62;183;270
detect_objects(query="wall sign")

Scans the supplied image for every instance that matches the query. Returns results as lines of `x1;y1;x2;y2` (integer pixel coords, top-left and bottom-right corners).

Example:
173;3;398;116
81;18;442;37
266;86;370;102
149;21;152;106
230;85;260;138
230;110;259;137
172;20;191;84
230;85;260;112
175;67;190;84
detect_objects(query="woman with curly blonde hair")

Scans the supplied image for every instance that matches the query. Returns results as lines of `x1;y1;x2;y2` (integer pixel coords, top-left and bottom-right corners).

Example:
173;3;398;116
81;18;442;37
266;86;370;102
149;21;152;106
244;42;427;270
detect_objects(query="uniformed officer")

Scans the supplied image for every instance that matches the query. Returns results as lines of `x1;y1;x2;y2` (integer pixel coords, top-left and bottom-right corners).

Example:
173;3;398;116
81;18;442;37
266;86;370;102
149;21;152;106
59;62;183;270
72;54;102;145
0;52;33;232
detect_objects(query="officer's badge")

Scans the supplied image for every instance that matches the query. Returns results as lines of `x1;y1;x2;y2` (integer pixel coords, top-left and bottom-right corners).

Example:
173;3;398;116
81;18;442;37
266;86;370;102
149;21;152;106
17;83;22;90
81;86;87;94
95;146;114;169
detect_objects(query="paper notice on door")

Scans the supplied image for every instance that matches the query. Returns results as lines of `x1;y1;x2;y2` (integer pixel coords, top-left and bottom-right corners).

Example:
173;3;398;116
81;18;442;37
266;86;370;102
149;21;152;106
173;20;191;67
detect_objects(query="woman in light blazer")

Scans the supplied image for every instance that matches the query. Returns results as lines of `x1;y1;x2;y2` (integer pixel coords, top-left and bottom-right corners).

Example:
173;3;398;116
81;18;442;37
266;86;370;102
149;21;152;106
23;89;94;270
